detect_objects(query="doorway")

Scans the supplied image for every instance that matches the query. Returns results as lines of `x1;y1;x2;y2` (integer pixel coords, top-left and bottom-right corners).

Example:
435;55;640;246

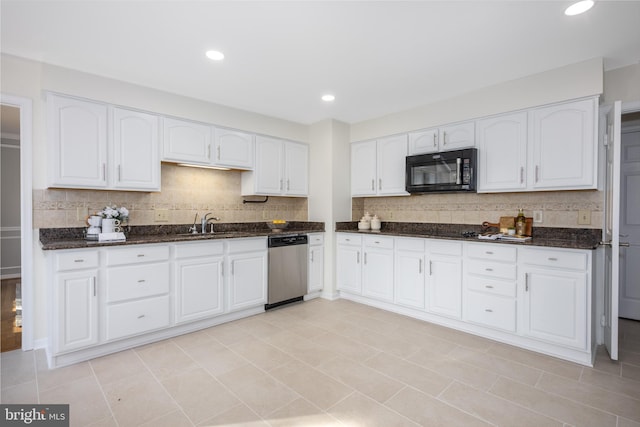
1;105;22;351
619;111;640;321
0;94;33;352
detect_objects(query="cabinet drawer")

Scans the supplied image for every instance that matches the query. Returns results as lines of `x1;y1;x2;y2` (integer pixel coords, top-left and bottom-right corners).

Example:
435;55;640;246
466;243;517;262
364;235;394;249
429;240;462;256
105;295;170;341
105;263;170;303
395;237;425;252
227;237;266;253
467;259;516;280
106;245;169;266
337;233;362;246
175;241;224;259
465;291;516;332
521;248;587;270
308;233;324;245
55;250;99;271
466;276;516;298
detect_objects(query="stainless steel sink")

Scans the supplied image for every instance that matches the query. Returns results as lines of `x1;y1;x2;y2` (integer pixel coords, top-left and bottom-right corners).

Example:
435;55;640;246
174;232;247;238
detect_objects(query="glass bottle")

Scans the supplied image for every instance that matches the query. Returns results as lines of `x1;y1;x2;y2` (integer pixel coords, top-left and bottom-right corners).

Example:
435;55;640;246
516;208;526;236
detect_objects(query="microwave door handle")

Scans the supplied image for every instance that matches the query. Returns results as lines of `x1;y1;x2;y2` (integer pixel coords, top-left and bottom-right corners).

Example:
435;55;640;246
456;158;462;185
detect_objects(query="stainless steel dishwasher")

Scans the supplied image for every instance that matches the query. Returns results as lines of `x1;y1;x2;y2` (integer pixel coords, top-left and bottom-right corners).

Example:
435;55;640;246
266;234;308;310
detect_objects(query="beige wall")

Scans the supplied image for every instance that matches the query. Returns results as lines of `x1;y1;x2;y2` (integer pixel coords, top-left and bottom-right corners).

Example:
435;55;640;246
354;190;602;229
604;63;640;105
34;164;308;229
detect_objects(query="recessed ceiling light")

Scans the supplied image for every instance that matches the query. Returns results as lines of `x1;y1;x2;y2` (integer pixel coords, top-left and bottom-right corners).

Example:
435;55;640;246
321;94;335;102
565;0;594;16
205;50;225;61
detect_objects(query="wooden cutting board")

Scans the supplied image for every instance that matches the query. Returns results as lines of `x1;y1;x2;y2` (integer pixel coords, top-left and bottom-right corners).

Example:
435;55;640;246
484;216;533;236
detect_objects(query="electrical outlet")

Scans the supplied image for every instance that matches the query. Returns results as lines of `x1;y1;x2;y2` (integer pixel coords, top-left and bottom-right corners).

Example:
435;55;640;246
578;209;591;225
154;209;170;222
76;206;89;221
533;210;543;223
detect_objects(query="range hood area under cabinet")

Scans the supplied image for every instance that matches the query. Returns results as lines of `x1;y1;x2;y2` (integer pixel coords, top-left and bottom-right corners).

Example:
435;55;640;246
350;96;599;197
46;92;310;197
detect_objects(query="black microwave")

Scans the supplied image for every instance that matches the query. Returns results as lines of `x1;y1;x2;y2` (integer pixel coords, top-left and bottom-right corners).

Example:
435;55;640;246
405;148;477;193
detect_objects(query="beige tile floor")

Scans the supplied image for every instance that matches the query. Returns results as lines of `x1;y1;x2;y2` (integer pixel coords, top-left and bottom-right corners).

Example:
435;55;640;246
1;298;640;427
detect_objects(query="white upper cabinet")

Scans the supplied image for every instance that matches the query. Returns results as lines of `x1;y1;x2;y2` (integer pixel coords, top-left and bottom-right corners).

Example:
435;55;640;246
409;121;475;155
241;136;308;196
112;107;160;191
351;135;408;197
213;128;254;169
477;111;528;192
48;93;108;188
162;117;212;165
48;94;160;191
529;98;597;190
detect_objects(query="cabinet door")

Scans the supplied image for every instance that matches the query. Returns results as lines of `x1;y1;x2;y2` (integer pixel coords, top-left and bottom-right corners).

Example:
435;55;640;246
427;255;462;318
112;108;160;191
213;128;254;169
227;251;267;312
529;98;597;190
395;250;426;309
409;128;439;155
377;135;409;196
308;244;324;293
477;112;527;192
175;256;224;323
523;268;587;349
439;121;475;151
254;136;284;195
351;141;377;196
162;117;211;164
336;244;362;294
55;270;99;353
48;94;108;188
284;141;309;196
362;248;394;302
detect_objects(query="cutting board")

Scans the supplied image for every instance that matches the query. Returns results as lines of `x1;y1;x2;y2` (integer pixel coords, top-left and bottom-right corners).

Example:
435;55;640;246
484;216;533;236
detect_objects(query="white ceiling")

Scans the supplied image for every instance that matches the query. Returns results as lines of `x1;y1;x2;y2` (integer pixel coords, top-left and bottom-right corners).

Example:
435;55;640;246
2;1;640;125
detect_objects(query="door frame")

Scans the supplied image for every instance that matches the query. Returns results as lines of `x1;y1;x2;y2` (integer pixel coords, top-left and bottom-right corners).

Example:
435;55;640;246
1;93;33;351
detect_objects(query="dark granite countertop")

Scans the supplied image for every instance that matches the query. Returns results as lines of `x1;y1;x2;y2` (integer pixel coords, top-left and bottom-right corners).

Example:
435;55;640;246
335;222;601;250
40;222;325;250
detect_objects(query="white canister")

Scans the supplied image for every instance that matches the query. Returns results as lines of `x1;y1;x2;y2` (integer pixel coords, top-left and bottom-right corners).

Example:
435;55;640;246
102;218;122;233
371;215;381;231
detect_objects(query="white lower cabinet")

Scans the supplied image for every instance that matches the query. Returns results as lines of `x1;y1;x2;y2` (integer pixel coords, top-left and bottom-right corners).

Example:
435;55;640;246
394;238;426;310
47;236;272;368
427;241;463;319
52;250;99;354
174;241;225;324
336;232;594;365
362;236;394;302
226;238;268;312
308;233;324;294
520;247;589;350
336;234;363;294
464;243;517;332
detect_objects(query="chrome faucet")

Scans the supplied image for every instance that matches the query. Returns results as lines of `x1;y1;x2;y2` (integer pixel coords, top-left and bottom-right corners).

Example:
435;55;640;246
201;212;221;233
188;213;199;234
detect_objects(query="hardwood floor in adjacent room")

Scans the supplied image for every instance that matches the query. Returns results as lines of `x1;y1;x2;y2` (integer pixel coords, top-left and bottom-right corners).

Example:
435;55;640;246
1;277;22;352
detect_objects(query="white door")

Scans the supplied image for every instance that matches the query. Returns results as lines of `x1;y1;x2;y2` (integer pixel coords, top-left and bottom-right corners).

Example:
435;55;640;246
377;135;409;196
336;245;362;294
603;101;622;359
175;257;224;323
308;244;324;293
254;136;284;195
395;250;426;310
427;255;462;318
162;117;211;164
284;141;309;196
112;107;160;191
56;271;99;353
351;141;377;196
362;248;394;302
227;252;268;312
619;122;640;320
213;128;254;169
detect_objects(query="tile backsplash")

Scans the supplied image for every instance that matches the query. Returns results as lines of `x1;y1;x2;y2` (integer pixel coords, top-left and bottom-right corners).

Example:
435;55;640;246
33;163;308;228
354;190;603;229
